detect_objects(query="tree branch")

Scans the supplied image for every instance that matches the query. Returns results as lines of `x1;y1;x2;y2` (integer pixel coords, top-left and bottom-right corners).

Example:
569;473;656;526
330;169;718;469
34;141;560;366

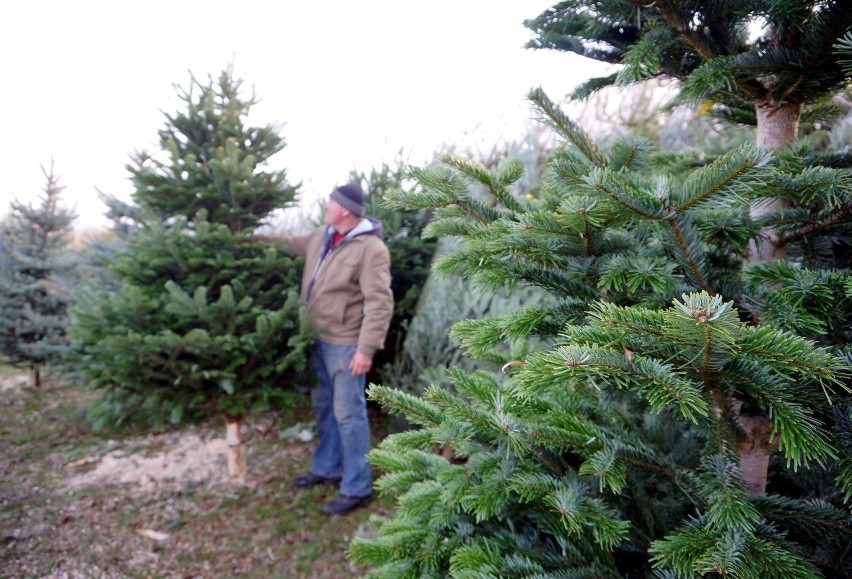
778;202;852;246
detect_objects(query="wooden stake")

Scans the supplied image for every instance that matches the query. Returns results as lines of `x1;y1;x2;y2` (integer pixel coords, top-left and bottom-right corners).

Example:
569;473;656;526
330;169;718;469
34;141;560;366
225;416;246;483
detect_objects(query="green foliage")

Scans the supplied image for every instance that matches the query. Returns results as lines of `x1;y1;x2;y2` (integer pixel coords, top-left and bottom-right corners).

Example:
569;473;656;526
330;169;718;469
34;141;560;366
379;129;559;398
353;90;852;577
837;31;852;76
525;0;852;127
128;72;294;229
0;164;76;384
68;68;310;429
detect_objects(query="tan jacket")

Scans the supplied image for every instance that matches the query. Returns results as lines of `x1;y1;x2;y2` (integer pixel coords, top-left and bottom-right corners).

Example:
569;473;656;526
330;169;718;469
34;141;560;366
286;218;393;358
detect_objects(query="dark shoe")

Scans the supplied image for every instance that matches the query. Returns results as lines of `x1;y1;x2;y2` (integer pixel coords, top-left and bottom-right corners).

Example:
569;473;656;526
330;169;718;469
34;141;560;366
292;473;342;488
322;493;372;516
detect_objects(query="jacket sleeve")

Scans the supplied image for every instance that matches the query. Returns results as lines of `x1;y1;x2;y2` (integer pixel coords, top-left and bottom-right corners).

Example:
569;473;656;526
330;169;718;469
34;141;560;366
284;232;312;257
357;240;394;358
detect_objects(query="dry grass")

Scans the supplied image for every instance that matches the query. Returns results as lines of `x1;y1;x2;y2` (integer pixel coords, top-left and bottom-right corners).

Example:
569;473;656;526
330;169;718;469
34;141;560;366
1;377;395;578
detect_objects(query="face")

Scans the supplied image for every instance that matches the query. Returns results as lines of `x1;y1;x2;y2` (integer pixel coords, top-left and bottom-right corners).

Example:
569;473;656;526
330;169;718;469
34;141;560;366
324;198;349;227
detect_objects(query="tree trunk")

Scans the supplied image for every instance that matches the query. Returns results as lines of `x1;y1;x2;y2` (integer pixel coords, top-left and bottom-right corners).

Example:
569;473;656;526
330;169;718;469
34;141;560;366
740;100;803;494
736;413;781;496
29;366;40;388
716;394;782;496
747;100;804;264
755;101;803;150
225;415;247;483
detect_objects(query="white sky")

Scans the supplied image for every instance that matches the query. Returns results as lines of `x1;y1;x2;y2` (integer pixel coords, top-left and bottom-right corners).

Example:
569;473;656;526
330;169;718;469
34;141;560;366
2;1;608;230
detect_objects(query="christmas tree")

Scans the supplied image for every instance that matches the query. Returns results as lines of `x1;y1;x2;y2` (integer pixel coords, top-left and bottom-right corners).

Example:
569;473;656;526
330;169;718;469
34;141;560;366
353;4;852;574
68;68;310;481
0;163;76;387
525;0;852;264
351;89;852;577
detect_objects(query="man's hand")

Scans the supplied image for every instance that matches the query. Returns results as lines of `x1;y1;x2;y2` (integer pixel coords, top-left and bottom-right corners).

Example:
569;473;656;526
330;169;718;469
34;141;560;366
349;351;373;376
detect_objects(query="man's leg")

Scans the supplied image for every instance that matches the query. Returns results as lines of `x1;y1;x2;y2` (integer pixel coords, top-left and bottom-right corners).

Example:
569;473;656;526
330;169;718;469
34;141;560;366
323;342;372;499
308;341;344;480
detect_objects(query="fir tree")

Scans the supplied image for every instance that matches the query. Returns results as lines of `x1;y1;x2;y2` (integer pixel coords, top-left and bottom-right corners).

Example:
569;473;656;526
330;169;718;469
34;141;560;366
351;91;852;577
68;68;310;482
381;129;558;398
524;0;852;262
0;163;76;387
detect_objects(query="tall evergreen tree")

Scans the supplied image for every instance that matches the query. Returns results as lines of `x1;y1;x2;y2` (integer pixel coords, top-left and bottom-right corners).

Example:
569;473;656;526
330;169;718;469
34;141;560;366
68;69;310;481
522;0;852;507
524;0;852;262
0;164;76;387
351;91;852;577
380;128;558;398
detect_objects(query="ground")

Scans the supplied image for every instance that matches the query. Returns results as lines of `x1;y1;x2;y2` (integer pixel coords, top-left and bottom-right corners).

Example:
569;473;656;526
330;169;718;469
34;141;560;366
1;375;395;578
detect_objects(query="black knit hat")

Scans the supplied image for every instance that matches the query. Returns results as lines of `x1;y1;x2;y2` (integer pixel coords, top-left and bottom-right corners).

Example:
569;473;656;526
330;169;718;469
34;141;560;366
330;183;365;217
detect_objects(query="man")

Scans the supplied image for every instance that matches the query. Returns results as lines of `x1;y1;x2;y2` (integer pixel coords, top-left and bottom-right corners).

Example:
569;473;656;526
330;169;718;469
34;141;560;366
283;183;393;516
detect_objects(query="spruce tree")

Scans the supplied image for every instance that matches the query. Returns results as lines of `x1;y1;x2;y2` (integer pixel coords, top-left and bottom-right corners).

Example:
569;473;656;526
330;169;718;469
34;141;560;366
0;163;76;387
68;69;310;481
351;91;852;577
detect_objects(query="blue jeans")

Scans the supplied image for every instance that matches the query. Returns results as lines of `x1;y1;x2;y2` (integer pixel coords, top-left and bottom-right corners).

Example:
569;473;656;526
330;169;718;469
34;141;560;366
309;340;372;497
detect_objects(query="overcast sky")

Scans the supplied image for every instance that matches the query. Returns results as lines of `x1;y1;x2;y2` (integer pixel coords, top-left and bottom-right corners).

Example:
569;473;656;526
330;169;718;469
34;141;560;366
3;1;608;230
